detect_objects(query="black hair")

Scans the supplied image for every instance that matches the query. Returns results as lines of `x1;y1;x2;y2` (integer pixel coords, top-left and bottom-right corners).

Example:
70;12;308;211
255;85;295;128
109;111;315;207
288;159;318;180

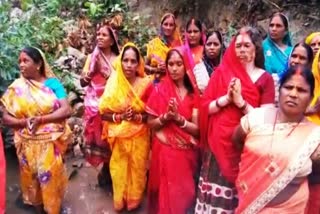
290;42;314;68
97;24;120;55
166;49;194;93
235;26;265;69
279;65;315;97
21;47;45;75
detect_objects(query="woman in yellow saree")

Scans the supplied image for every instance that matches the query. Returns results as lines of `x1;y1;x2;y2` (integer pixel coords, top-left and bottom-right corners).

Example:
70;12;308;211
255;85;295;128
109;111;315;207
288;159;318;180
145;13;182;82
99;43;153;211
1;47;72;214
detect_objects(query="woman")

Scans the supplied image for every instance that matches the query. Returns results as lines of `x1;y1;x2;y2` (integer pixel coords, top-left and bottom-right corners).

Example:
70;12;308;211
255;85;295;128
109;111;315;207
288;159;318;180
80;23;120;187
233;65;320;213
185;18;206;69
305;32;320;56
195;27;275;213
288;42;313;68
147;46;200;214
145;13;182;82
193;30;224;93
0;108;5;214
263;12;293;74
98;43;152;211
1;47;72;214
306;49;320;214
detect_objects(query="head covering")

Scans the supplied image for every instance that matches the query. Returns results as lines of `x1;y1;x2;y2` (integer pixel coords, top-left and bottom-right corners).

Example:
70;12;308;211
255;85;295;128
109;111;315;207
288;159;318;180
200;38;261;183
305;32;320;45
34;47;56;78
159;13;182;47
308;49;320;124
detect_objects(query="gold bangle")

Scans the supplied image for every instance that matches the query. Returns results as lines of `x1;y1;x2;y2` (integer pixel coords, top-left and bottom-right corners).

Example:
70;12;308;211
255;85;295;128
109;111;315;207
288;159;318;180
179;118;187;128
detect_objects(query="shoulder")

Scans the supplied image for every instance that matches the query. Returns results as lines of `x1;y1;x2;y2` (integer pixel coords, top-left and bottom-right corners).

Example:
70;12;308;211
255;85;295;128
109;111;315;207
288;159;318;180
45;77;63;86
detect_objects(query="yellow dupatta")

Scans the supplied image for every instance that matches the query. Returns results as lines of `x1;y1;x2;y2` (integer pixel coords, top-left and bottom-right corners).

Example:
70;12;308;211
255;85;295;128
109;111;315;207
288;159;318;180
308;49;320;124
99;43;151;145
305;32;320;45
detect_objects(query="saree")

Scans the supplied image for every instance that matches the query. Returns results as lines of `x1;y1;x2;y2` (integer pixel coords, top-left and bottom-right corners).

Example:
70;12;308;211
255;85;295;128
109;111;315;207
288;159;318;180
1;77;71;214
184;32;205;70
146;46;200;214
305;32;320;46
98;43;152;211
306;49;320;214
83;45;118;167
195;38;275;213
262;35;292;74
0;133;5;214
236;107;320;214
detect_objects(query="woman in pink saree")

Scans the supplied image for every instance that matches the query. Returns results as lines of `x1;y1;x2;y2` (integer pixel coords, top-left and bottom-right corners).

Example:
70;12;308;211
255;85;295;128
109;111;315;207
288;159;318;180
233;65;320;213
80;23;120;186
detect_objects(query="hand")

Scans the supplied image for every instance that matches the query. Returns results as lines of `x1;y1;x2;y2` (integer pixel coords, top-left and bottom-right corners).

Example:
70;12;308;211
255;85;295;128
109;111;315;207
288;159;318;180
122;107;134;121
157;62;166;73
168;97;178;113
230;78;244;106
27;116;41;134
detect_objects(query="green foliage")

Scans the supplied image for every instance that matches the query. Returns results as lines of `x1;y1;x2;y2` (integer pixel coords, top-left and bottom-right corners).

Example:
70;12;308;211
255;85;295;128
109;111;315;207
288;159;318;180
84;0;127;21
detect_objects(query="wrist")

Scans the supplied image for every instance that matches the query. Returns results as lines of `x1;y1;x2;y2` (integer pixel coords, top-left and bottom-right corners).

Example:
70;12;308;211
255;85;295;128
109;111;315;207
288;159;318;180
216;95;231;108
234;98;245;108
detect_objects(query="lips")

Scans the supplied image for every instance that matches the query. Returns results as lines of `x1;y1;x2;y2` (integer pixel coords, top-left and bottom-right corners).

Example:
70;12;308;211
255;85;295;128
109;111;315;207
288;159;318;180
285;100;297;107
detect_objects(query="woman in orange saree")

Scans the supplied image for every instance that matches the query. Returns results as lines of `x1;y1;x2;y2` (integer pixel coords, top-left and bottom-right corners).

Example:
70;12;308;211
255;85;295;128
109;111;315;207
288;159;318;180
146;46;200;214
98;43;152;211
80;23;120;186
0;115;5;214
233;65;320;214
1;47;71;214
145;13;182;82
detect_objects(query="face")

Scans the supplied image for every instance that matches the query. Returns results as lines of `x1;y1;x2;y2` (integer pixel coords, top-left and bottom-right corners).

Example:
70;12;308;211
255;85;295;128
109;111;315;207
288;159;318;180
161;16;175;37
167;51;185;82
205;33;222;59
310;35;320;56
121;48;139;79
235;34;256;64
186;23;201;47
96;26;114;49
289;46;308;67
279;74;312;117
269;15;287;42
19;52;40;79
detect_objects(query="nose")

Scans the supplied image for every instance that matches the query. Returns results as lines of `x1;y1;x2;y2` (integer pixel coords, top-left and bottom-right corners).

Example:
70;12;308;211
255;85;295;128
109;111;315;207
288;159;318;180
289;88;298;98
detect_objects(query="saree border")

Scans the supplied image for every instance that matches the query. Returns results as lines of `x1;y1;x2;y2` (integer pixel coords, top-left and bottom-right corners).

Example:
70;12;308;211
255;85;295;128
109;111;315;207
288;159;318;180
243;126;320;214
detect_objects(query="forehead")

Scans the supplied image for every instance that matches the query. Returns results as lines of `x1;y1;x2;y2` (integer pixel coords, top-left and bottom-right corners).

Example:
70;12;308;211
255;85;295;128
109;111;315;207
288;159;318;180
162;16;175;24
292;46;307;56
19;52;32;60
168;51;183;61
206;33;220;43
235;34;252;44
284;74;309;87
187;22;200;31
97;26;110;34
311;35;320;43
122;48;138;59
270;15;284;25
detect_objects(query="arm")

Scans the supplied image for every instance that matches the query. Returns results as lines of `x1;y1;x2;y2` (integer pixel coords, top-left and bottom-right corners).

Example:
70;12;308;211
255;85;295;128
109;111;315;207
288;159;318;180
232;125;247;151
2;110;27;128
208;95;231;115
147;114;167;130
80;55;93;87
174;108;199;138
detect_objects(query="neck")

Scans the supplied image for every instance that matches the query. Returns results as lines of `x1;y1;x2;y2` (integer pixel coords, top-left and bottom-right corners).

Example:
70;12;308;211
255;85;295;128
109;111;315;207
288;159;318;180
31;73;45;82
173;79;184;88
273;39;285;48
127;75;137;85
100;47;112;57
208;57;220;67
277;108;305;123
244;62;256;74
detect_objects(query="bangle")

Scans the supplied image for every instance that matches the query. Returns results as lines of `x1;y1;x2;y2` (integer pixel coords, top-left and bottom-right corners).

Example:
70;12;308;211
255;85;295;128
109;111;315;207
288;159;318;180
159;114;166;125
39;116;43;124
179;118;187;129
135;113;142;123
216;98;222;108
239;101;248;111
115;114;121;122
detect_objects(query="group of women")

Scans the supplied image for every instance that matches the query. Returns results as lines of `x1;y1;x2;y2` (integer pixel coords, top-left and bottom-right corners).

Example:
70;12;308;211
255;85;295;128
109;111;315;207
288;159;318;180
0;11;320;214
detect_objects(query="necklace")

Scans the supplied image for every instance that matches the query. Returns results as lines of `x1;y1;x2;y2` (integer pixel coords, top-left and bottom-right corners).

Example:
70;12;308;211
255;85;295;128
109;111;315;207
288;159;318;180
266;110;304;176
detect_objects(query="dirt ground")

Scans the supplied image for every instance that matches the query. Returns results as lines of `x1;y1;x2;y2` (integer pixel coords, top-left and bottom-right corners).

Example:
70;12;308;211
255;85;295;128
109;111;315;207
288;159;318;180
5;148;147;214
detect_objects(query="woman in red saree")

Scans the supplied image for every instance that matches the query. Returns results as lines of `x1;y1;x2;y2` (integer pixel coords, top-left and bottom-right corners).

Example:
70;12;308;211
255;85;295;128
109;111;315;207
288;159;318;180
80;22;120;186
0;110;5;213
195;27;275;213
184;18;206;70
146;46;200;214
233;65;320;213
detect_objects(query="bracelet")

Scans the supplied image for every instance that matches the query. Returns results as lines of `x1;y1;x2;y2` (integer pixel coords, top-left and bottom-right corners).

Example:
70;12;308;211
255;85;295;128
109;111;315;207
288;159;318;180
239;101;248;111
159;114;166;125
115;114;121;122
179;118;187;129
112;113;117;123
135;113;143;123
216;98;222;108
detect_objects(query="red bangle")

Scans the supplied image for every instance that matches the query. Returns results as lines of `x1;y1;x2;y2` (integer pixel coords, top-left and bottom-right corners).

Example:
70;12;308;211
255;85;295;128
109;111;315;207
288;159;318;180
239;101;248;111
